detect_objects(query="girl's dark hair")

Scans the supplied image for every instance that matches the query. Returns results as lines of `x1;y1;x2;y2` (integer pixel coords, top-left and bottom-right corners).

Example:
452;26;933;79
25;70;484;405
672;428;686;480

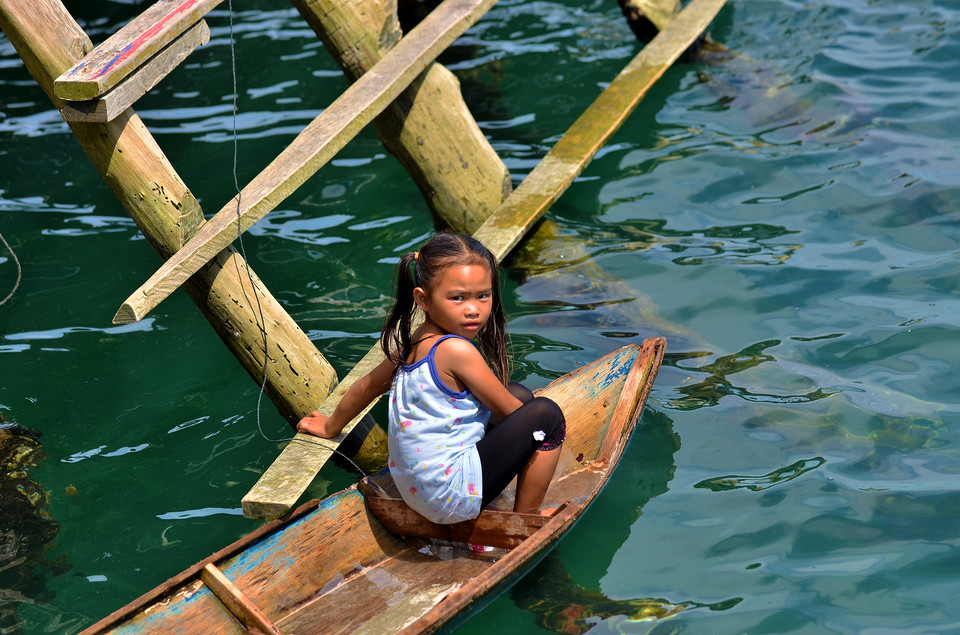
380;232;509;385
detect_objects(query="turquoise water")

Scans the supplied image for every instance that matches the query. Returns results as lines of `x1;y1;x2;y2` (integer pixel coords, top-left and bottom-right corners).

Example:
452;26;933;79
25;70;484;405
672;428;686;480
2;0;959;632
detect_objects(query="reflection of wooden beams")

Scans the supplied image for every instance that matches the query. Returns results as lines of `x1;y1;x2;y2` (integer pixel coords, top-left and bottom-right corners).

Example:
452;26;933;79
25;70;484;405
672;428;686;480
240;0;728;520
61;20;210;122
112;0;498;326
54;0;223;100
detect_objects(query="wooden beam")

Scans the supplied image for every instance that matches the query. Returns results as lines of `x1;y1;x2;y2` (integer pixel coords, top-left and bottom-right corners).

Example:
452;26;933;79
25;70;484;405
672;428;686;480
61;19;210;122
473;0;728;260
240;0;728;520
241;345;388;519
112;0;497;325
291;0;512;238
0;0;341;429
53;0;223;101
200;563;281;635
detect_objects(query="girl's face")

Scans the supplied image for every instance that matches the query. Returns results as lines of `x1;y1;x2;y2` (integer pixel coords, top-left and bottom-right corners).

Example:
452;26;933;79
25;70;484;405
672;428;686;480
414;264;493;340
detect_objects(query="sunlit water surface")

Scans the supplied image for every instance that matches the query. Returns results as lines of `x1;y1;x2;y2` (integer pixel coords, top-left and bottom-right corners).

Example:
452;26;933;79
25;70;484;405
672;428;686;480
1;0;959;633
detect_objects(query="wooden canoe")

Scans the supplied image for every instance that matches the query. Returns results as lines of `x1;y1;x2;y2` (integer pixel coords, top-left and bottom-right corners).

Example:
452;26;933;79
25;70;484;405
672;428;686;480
82;337;665;635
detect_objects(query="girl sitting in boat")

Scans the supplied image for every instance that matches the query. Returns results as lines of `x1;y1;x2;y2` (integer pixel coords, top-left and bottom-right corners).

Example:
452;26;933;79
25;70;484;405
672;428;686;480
297;232;565;524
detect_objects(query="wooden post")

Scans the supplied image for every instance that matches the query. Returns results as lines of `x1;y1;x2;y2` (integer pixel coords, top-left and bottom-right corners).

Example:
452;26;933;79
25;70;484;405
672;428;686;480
292;0;511;234
0;0;343;428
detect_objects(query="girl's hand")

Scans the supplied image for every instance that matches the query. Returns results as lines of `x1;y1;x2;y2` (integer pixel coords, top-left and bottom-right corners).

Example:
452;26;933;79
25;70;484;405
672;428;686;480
297;411;334;438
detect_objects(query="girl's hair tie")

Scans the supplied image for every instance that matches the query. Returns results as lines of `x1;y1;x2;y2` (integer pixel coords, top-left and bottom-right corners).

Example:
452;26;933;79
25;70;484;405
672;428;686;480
413;251;419;260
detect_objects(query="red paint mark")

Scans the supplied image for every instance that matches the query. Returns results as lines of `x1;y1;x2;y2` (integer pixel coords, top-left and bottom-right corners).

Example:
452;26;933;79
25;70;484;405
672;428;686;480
88;0;202;80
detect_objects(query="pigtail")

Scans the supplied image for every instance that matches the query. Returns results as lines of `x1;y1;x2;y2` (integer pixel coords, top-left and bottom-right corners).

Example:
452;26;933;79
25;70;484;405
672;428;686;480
382;232;511;385
476;248;510;386
380;252;419;366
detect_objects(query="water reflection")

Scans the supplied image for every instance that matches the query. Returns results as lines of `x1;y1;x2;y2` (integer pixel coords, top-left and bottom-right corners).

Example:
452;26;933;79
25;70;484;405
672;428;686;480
0;415;68;634
511;553;742;634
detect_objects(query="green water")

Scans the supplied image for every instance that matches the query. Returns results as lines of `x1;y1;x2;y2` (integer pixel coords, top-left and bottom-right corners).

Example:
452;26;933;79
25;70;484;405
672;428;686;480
2;0;959;632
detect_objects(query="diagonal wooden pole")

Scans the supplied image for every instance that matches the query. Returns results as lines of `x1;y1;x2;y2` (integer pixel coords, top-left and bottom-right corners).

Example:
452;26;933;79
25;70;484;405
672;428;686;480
0;0;340;427
241;0;728;519
291;0;512;238
112;0;498;325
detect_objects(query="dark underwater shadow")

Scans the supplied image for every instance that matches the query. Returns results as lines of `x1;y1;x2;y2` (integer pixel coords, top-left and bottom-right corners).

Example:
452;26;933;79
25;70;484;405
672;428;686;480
504;409;740;633
0;415;72;634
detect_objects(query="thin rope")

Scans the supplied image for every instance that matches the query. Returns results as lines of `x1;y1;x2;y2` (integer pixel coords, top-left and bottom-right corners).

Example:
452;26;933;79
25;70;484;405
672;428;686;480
225;1;364;477
0;231;22;307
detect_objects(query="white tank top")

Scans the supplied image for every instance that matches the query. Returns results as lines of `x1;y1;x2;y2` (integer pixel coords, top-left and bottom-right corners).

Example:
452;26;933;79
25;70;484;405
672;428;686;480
388;334;490;524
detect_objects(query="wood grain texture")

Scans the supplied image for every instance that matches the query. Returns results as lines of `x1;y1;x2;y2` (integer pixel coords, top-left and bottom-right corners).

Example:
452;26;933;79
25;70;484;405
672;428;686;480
54;0;222;100
0;0;340;430
61;19;209;122
114;0;498;324
293;0;511;235
365;496;554;549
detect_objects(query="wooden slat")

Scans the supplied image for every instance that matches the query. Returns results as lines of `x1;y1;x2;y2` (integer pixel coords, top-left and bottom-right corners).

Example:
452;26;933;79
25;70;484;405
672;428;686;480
61;19;210;122
112;0;498;326
240;0;726;521
54;0;223;101
363;496;559;549
200;564;281;635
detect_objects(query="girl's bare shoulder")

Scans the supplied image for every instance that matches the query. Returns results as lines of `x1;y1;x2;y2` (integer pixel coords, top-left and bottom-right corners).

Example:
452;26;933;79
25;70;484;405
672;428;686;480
433;335;485;369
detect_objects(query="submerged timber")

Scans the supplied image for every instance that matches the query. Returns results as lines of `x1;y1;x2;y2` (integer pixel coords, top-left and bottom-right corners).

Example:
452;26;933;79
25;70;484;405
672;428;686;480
81;339;665;635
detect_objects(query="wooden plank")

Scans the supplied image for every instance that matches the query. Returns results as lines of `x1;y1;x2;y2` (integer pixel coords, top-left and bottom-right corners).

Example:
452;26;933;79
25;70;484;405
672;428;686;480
364;496;556;549
200;564;281;635
112;0;498;326
240;344;387;520
240;0;724;520
61;19;210;122
473;0;729;260
54;0;223;100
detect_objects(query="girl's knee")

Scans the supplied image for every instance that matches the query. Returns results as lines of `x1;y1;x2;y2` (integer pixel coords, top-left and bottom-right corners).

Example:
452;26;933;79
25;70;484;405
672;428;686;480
508;382;534;404
529;397;565;450
529;396;563;421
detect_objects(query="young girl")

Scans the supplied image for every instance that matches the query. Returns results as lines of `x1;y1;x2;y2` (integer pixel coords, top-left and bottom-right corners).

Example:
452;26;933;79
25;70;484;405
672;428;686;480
297;232;565;523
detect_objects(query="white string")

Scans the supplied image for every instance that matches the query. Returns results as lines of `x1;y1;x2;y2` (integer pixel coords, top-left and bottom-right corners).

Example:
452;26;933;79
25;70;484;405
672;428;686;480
0;231;21;307
225;1;364;476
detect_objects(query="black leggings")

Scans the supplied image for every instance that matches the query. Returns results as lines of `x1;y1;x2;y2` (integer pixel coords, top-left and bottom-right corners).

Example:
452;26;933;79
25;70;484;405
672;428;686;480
475;383;565;508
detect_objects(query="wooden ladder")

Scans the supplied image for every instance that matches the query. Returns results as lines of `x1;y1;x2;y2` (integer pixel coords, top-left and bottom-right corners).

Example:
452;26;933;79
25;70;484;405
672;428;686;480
54;0;223;122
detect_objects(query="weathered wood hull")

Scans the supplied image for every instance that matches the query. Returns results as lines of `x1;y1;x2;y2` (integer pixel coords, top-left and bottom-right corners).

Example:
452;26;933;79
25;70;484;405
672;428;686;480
82;338;665;635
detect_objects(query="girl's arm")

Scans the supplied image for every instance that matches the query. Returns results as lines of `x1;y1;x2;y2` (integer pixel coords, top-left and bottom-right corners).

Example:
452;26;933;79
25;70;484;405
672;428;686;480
297;356;396;438
435;337;522;420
